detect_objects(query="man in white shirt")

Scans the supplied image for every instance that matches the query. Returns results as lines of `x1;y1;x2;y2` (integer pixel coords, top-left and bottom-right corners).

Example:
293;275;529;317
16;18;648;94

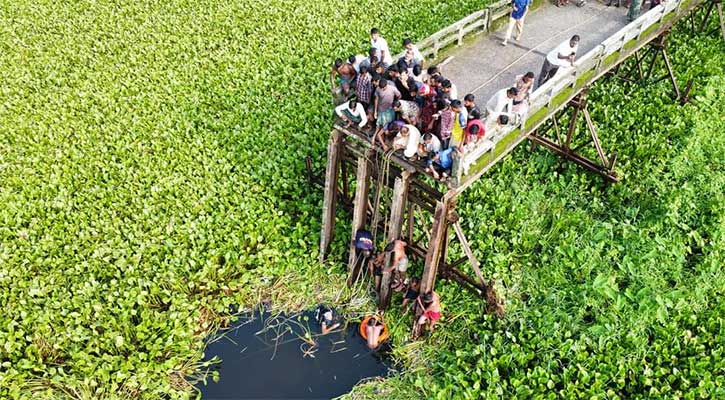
402;38;424;65
485;87;518;115
335;99;368;129
370;27;393;66
538;35;580;87
418;132;441;158
392;124;422;158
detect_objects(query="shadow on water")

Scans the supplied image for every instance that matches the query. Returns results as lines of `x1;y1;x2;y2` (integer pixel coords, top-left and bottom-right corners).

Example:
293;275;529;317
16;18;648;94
196;307;395;399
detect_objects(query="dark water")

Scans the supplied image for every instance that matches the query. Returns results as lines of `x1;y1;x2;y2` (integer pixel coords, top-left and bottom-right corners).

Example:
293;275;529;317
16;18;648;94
196;309;393;399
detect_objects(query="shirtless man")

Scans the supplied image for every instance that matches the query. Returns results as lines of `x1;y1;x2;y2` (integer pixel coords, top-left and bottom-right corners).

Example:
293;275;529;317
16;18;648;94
416;291;441;334
330;58;356;97
365;316;385;349
383;239;409;291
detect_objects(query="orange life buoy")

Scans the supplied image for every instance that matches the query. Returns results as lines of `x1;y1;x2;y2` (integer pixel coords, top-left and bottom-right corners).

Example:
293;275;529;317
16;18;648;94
359;315;390;344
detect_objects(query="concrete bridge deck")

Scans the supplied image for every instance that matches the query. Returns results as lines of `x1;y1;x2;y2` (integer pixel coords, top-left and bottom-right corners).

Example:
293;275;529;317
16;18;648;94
443;0;631;105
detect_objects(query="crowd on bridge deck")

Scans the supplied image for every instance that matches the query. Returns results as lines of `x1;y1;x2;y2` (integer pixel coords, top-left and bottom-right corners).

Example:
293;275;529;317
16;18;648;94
331;27;544;181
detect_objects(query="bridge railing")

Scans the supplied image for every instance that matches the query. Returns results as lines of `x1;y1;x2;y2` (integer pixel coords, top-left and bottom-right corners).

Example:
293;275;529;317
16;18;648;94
393;0;512;61
451;0;703;190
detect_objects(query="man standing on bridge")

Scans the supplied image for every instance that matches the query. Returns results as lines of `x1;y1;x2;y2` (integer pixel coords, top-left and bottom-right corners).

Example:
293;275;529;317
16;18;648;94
538;35;580;87
501;0;531;46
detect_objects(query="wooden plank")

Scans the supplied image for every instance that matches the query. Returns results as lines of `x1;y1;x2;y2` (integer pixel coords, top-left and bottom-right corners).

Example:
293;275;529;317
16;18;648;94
420;194;454;295
379;171;412;309
347;150;373;286
452;221;487;288
319;129;344;262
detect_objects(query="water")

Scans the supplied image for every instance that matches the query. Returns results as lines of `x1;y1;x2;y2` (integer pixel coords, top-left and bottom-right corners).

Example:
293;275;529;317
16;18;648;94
196;308;394;399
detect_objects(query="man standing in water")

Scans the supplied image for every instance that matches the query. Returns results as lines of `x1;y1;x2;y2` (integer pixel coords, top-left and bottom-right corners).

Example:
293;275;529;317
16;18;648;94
315;305;341;335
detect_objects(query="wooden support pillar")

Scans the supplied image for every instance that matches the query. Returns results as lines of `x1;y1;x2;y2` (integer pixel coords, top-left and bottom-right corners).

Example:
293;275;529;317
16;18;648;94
420;195;454;296
378;171;412;309
347;150;373;286
452;222;487;289
319;129;344;263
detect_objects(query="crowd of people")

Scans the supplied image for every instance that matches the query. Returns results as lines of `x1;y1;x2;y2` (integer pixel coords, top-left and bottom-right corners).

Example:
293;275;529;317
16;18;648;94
332;27;540;181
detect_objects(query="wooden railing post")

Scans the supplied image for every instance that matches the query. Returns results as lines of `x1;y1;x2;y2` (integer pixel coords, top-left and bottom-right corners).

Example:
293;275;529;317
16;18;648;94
319;129;343;263
379;171;412;309
347;150;373;286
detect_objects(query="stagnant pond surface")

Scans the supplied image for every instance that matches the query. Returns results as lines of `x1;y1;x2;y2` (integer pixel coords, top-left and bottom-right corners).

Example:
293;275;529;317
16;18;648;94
197;308;394;399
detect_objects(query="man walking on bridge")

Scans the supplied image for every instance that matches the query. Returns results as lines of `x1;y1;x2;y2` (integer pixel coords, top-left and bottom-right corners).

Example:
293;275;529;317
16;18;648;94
501;0;531;46
538;35;580;87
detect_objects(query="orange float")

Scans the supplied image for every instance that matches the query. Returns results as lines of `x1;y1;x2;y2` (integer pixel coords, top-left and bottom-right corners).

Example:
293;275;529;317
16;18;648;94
359;315;390;344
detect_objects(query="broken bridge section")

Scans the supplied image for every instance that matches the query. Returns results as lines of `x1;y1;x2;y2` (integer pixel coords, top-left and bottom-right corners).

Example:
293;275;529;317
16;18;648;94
316;0;720;319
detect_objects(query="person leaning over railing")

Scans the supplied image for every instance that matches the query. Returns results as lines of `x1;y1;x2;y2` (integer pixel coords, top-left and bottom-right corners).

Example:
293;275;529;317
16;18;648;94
512;71;535;114
335;98;369;129
485;87;518;115
538;35;580;87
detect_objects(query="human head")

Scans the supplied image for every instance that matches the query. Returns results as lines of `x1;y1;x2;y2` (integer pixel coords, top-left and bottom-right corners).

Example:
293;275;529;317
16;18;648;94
370;27;380;40
469;124;481;136
368;47;378;58
393;100;402;110
412;64;422;77
360;65;369;75
410;277;420;288
397;58;409;71
441;79;452;92
524;71;535;82
463;93;475;105
371;73;381;86
423;133;433;143
450;99;462;111
408;79;418;95
427;65;439;77
348;55;356;64
378;79;388;89
367;316;378;327
348;98;357;109
436;99;448;111
400;125;410;136
334;58;343;69
422;292;434;304
570;35;580;47
469;109;481;120
506;87;519;98
384;241;396;252
403;37;413;49
498;114;509;125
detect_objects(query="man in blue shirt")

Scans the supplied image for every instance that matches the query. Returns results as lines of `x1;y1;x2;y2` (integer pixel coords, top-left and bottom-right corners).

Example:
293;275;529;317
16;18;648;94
425;146;458;180
502;0;531;46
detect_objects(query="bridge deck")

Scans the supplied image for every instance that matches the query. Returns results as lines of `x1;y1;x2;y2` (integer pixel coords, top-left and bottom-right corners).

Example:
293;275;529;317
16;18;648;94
444;0;629;103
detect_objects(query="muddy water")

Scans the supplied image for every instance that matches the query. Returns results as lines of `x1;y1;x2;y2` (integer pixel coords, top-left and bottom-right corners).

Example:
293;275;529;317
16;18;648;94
196;308;393;399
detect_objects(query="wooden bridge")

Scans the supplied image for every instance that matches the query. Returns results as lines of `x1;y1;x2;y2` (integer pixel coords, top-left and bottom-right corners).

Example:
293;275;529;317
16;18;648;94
316;0;724;315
